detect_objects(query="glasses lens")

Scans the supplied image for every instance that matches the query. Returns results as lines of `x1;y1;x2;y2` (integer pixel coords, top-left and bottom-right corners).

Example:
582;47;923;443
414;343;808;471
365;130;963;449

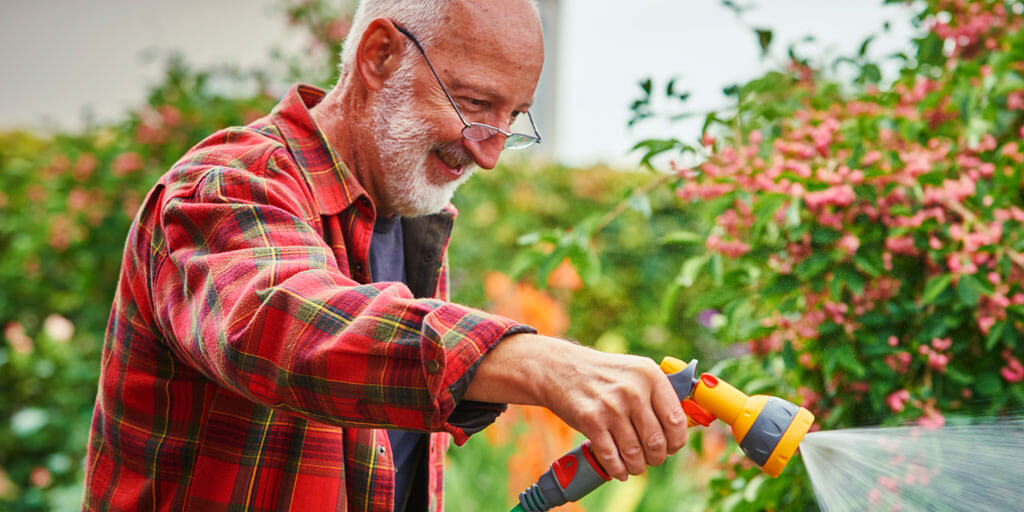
462;124;497;141
504;134;536;149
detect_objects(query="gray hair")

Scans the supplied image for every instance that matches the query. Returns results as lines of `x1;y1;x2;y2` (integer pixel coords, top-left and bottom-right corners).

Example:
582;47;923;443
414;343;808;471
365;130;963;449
338;0;453;78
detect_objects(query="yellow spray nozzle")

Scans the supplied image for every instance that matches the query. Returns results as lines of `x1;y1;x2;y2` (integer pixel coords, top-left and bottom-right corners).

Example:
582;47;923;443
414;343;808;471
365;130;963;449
660;357;815;478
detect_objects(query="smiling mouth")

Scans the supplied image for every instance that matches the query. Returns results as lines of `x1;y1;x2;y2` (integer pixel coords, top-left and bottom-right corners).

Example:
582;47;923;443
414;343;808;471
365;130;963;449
434;149;466;174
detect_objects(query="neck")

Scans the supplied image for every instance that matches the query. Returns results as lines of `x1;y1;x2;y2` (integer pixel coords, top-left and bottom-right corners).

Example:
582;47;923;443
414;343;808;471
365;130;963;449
310;76;393;217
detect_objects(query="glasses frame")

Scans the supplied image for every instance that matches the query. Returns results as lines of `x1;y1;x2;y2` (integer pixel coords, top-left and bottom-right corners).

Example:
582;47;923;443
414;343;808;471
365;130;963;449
391;22;542;150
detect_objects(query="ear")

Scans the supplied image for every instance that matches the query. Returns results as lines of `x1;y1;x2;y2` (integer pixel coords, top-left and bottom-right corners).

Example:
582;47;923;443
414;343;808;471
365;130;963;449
356;18;404;91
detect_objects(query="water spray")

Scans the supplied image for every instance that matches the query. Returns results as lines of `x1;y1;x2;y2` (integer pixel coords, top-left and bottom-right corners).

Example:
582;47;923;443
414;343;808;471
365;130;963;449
511;356;816;512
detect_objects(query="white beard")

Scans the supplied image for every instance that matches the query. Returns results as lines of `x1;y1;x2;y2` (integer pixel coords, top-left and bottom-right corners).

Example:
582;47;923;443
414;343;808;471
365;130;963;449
370;63;476;217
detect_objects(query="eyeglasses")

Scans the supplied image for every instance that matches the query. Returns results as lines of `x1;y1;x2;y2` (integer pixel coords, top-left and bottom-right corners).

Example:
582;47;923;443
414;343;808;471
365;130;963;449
392;22;542;150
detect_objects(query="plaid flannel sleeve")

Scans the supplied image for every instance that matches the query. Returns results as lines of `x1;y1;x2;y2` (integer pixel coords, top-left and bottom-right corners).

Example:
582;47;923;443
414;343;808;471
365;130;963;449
151;157;526;443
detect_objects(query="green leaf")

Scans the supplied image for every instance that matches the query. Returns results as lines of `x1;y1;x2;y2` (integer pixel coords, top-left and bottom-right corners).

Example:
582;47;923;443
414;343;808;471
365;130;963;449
853;254;881;277
838;265;865;296
833;345;867;378
858;35;875;58
676;254;710;288
921;274;952;304
781;341;798;369
762;274;800;297
956;274;983;307
795;252;831;279
661;230;704;245
976;372;1003;397
986;321;1007;351
755;28;773;57
859;63;882;84
945;366;973;385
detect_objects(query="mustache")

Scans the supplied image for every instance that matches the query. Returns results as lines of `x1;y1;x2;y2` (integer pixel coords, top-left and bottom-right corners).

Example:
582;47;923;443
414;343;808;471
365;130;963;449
434;142;476;169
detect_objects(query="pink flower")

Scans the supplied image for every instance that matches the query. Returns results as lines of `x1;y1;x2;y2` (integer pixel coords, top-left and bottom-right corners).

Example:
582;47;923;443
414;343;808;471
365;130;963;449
74;153;97;182
927;351;949;373
919;403;945;430
798;352;815;369
887;390;910;412
1008;90;1024;111
112;152;143;177
326;18;352;43
798;386;820;409
804;185;856;209
1001;352;1024;383
3;322;33;354
837;234;860;255
931;337;952;351
861;150;882;167
885;236;917;255
29;467;51;488
978;316;996;336
888;336;899;347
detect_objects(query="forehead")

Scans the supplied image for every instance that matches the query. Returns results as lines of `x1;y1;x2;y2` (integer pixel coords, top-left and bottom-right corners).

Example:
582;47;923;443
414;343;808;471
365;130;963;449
426;1;544;104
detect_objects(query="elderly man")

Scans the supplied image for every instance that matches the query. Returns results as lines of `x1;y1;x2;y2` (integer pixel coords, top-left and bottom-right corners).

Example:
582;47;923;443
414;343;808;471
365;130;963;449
83;1;687;510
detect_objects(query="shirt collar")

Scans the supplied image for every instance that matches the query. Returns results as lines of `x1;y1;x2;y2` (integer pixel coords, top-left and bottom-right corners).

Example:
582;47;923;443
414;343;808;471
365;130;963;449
268;84;367;215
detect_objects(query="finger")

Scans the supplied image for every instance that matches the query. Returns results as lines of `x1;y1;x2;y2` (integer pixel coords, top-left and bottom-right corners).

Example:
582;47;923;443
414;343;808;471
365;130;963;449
589;430;628;481
632;404;669;467
651;378;689;455
609;419;646;477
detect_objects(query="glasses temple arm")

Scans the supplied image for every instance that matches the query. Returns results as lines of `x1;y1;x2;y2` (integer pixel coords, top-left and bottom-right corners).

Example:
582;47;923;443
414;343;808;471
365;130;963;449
392;23;472;128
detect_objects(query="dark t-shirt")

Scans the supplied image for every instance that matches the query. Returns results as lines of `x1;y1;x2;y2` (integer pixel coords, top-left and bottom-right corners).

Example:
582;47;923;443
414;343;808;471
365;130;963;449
370;216;427;512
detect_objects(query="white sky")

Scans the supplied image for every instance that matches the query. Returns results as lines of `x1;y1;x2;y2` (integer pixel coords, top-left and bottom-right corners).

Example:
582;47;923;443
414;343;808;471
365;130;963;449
0;1;917;167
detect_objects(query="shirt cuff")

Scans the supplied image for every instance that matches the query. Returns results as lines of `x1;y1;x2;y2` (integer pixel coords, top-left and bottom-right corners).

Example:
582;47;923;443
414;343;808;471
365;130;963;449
441;324;536;445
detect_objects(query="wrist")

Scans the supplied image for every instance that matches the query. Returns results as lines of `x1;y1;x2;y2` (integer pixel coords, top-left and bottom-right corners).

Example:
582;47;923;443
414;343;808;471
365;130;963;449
465;333;572;405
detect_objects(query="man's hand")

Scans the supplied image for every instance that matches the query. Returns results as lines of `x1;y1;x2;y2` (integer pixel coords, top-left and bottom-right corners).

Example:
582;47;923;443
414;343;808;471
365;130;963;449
465;333;688;481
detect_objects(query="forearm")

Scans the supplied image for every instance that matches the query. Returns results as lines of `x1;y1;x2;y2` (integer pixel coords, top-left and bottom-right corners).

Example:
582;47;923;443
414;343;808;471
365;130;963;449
464;333;570;405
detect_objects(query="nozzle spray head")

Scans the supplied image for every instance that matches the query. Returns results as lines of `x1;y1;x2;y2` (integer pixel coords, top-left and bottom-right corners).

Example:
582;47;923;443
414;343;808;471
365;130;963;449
660;357;815;478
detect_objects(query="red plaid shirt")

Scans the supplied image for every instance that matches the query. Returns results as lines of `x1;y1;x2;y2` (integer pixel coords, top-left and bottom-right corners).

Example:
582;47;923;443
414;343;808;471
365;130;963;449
84;84;530;511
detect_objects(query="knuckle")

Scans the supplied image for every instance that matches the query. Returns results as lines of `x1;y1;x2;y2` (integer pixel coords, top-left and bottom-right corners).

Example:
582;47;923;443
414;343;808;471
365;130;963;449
646;431;666;451
667;406;687;427
670;428;689;453
621;439;643;458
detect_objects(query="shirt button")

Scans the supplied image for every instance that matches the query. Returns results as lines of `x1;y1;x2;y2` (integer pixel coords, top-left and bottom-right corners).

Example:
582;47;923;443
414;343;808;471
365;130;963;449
378;445;387;455
422;251;434;263
426;360;441;374
353;262;364;273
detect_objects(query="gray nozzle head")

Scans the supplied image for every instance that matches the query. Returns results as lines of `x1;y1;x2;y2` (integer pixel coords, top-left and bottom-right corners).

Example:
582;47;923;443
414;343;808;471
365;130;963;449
665;359;699;401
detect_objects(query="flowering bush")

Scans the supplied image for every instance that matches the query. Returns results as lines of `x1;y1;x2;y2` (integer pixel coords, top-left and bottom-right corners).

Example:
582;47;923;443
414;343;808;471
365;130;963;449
625;0;1024;507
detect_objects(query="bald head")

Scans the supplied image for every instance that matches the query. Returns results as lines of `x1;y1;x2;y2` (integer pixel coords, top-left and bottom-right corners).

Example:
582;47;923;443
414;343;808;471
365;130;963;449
339;0;542;81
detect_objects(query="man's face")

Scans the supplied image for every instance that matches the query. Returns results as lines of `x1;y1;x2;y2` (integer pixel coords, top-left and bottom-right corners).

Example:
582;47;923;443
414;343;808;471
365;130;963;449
368;0;544;217
369;62;476;217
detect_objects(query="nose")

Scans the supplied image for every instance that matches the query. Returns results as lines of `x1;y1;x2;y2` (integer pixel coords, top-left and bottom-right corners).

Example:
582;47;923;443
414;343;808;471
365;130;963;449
464;134;505;170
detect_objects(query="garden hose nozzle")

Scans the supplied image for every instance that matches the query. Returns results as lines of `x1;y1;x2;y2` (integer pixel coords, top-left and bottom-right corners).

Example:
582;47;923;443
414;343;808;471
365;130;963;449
659;356;815;478
513;357;815;512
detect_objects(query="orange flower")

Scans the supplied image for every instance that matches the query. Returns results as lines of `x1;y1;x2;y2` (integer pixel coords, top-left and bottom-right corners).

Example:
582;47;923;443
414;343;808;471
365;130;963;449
547;259;584;291
484;272;570;336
